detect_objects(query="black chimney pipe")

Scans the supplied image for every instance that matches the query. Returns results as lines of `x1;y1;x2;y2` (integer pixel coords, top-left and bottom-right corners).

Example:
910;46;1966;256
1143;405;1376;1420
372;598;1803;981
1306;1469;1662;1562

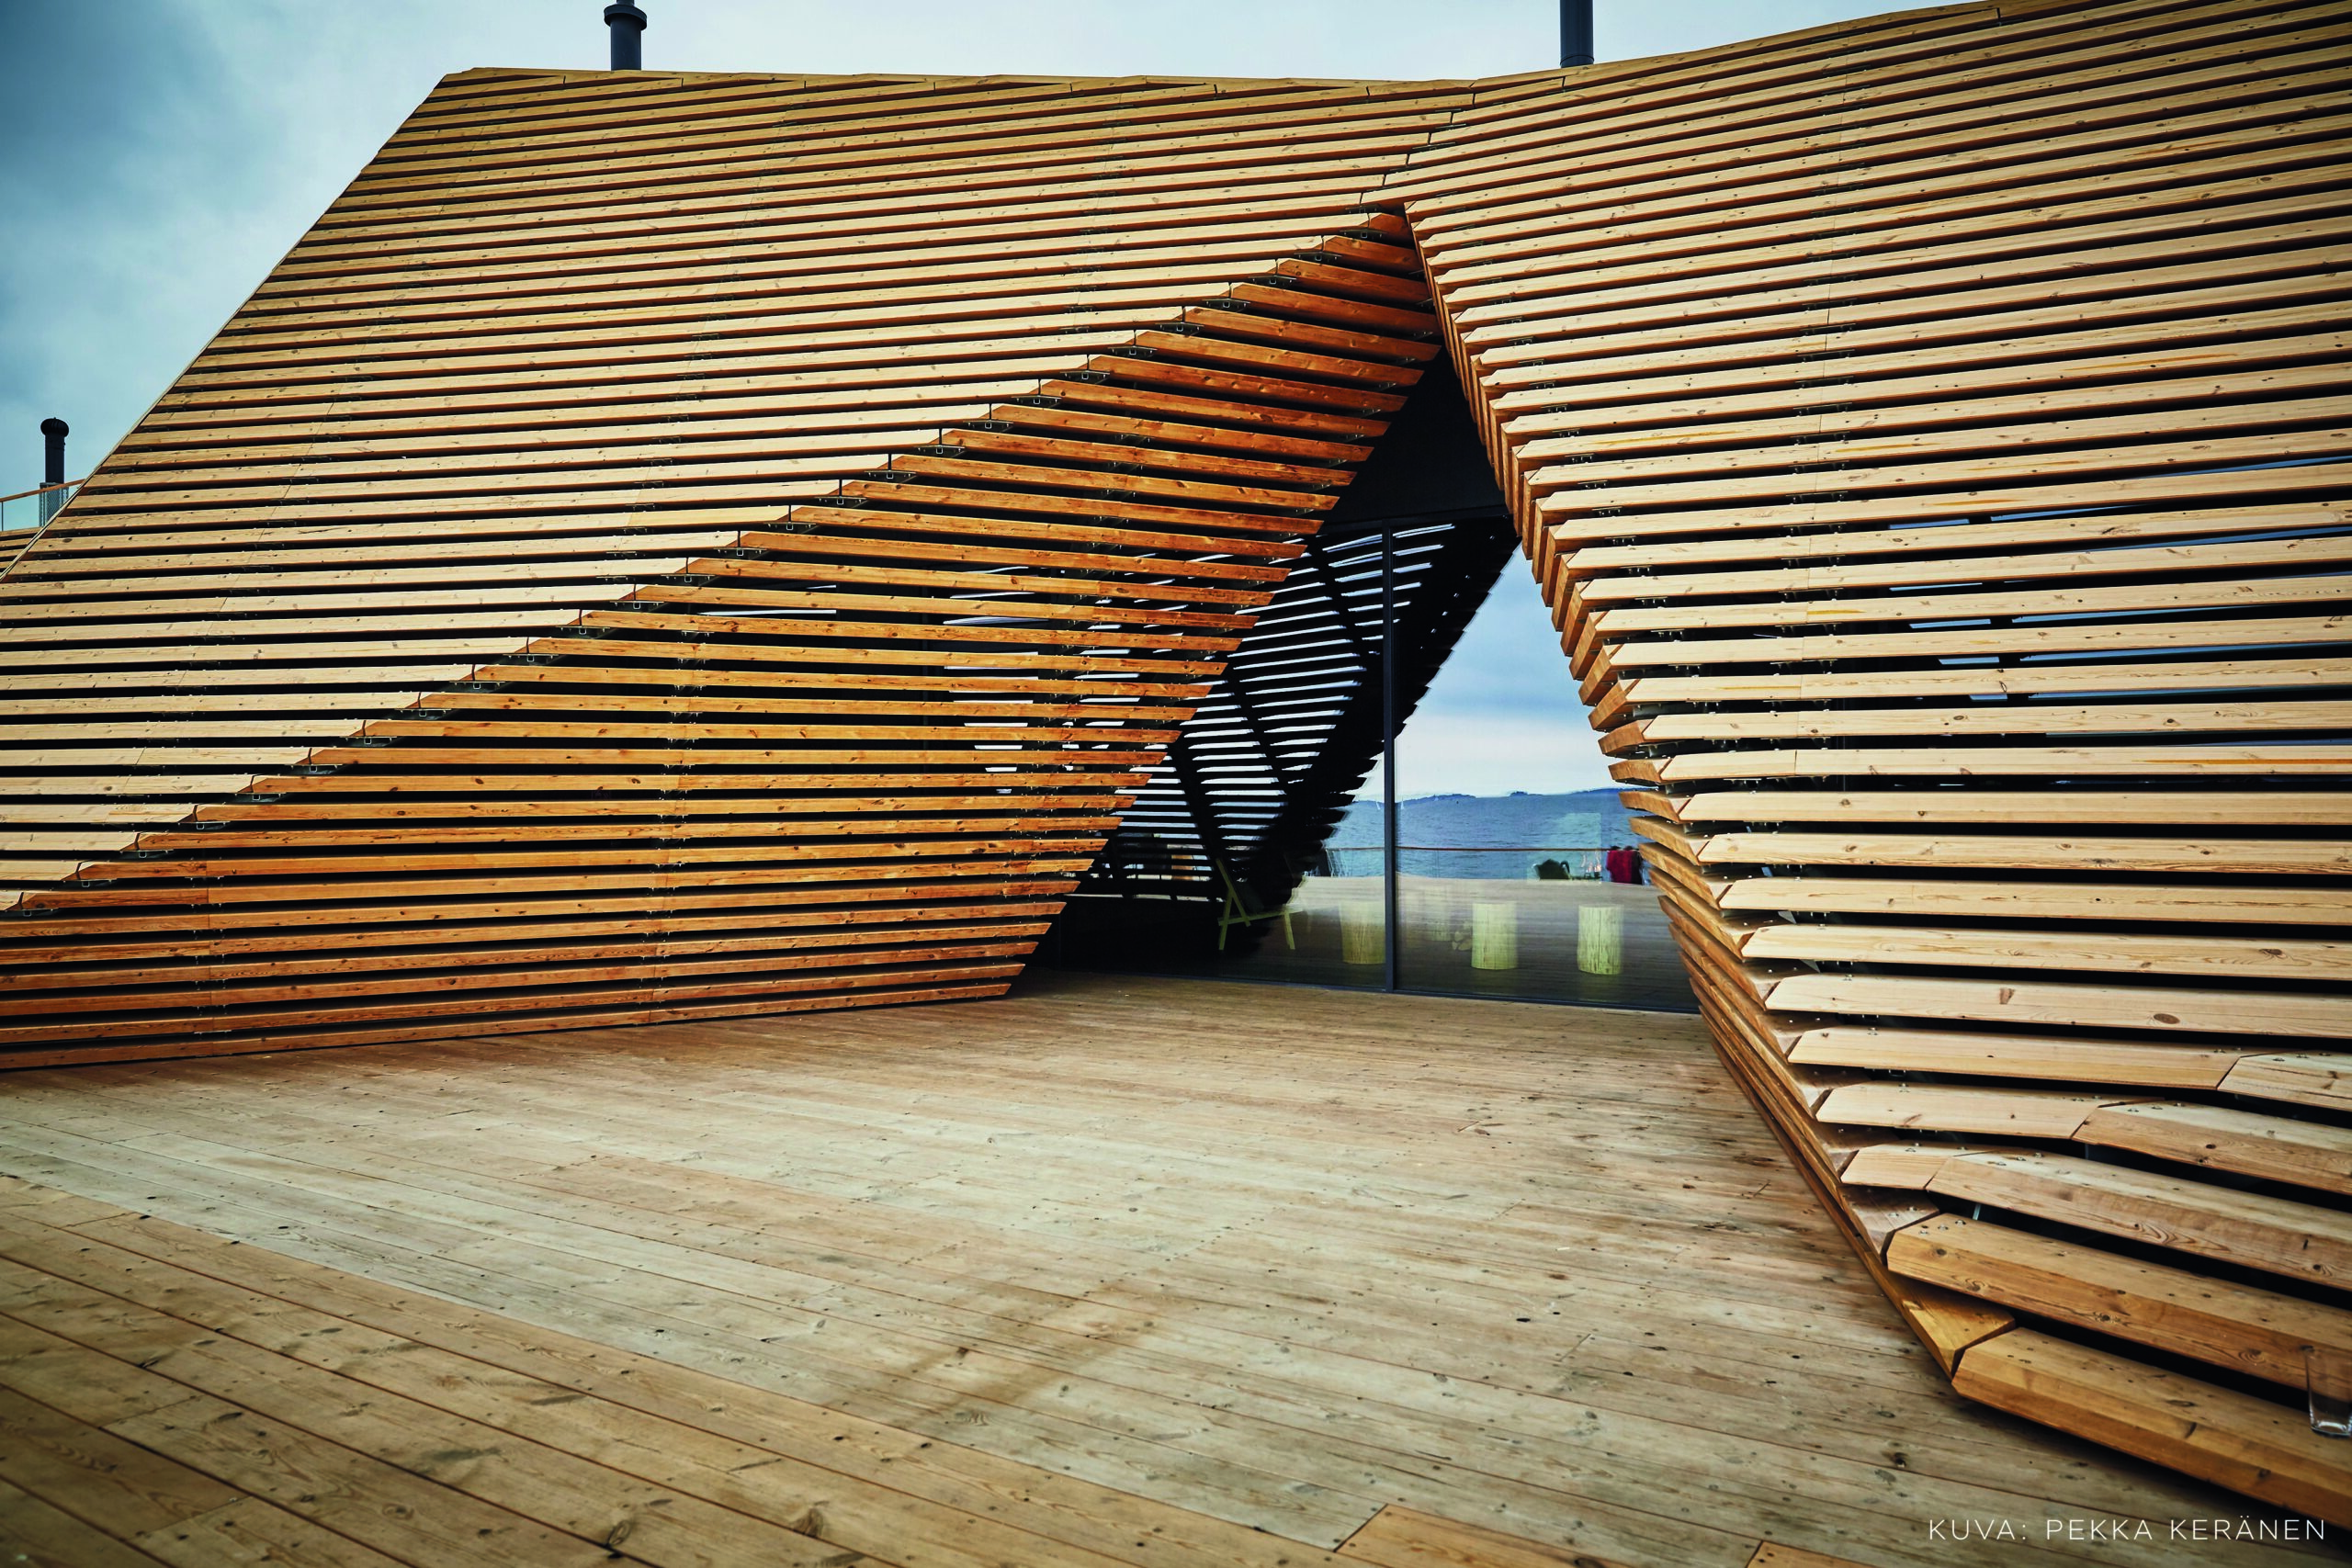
605;1;645;70
38;418;68;523
1560;0;1593;67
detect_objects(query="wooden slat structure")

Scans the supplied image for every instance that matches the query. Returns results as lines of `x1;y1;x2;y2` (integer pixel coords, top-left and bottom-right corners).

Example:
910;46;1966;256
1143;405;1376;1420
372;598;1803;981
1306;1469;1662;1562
4;0;2349;1522
0;68;1464;1061
1388;0;2352;1527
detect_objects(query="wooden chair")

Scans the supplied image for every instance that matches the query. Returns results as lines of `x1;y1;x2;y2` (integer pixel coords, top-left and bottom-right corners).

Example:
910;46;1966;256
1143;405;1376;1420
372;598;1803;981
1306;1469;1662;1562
1214;859;1295;952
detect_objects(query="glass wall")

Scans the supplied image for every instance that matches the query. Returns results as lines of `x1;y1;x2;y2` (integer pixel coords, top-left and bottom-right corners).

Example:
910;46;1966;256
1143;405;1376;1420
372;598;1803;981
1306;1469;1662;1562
1040;516;1695;1013
1385;566;1693;1010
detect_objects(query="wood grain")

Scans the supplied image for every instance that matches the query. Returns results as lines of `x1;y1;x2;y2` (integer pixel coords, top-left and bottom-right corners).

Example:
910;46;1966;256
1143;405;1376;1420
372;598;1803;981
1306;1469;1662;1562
0;972;2321;1565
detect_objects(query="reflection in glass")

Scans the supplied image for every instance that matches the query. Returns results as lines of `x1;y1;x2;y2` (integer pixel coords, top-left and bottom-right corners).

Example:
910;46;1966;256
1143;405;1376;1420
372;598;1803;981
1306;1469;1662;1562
1038;504;1693;1011
1388;570;1695;1010
1306;791;1693;1010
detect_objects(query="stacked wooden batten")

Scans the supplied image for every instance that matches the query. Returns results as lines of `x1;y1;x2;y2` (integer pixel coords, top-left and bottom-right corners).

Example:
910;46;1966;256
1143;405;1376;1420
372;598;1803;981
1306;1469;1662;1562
3;0;2348;1522
0;69;1459;1061
1390;0;2352;1527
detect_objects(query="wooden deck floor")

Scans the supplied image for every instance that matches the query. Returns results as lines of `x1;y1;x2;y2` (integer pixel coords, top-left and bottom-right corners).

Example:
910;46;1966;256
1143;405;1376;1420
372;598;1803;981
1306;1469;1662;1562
0;972;2331;1567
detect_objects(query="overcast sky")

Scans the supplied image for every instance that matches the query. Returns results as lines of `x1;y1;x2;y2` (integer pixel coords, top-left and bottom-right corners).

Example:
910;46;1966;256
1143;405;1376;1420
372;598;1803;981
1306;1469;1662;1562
3;0;1896;797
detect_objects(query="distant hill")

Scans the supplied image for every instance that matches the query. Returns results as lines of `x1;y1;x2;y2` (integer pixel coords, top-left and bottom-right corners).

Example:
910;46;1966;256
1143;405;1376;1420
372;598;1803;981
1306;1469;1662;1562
1324;789;1637;879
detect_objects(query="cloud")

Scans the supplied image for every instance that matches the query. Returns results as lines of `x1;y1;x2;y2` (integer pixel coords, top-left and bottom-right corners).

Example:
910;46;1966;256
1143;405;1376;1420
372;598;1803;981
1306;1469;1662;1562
3;3;256;484
1391;709;1618;799
1383;561;1617;798
5;0;1899;488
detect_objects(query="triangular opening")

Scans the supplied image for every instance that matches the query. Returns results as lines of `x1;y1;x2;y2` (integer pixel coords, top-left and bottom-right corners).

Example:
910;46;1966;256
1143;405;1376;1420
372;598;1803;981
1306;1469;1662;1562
1035;355;1692;1010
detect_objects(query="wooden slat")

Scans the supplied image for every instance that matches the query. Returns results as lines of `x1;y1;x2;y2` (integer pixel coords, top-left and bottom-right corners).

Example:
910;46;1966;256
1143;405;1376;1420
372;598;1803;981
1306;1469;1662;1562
1339;1505;1631;1568
1788;1023;2246;1089
1916;1150;2352;1286
2079;1102;2352;1195
1953;1330;2352;1529
1890;1213;2352;1388
2221;1054;2352;1111
1746;1548;1878;1568
0;1479;175;1568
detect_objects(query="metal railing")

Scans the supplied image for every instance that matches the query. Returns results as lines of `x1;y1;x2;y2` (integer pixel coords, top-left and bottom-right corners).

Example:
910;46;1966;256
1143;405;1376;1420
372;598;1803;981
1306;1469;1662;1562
0;478;84;534
1321;844;1632;880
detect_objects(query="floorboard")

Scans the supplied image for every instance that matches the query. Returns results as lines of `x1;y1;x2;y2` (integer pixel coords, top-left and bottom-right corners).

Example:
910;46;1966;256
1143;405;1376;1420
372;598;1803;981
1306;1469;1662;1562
0;972;2332;1566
